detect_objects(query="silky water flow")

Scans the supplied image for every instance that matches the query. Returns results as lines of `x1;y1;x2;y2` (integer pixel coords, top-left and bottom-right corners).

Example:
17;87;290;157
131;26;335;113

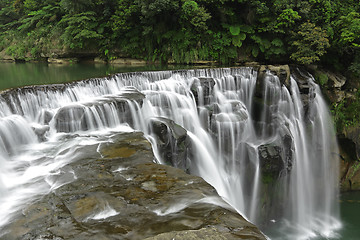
0;67;341;239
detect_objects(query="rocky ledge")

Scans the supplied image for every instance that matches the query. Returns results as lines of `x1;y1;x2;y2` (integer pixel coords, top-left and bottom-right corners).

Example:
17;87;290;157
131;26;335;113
2;132;265;240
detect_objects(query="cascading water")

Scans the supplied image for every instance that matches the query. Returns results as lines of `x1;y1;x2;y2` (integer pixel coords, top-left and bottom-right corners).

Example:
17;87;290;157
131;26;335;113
0;67;341;239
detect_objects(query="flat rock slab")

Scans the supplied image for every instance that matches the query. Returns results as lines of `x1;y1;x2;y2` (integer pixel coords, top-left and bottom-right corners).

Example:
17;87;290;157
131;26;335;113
2;132;265;240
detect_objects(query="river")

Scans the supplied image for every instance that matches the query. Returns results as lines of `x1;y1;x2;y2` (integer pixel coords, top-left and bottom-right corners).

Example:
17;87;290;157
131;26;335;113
0;62;192;90
0;62;359;239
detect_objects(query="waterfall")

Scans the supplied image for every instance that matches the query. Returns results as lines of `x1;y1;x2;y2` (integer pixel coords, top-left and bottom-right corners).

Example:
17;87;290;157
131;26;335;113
0;67;341;239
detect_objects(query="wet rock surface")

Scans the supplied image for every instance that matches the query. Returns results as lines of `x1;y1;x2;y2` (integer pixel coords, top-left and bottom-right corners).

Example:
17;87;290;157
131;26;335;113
339;124;360;191
191;77;215;105
148;117;190;171
54;90;145;133
306;67;360;191
2;132;265;240
257;65;290;88
258;144;284;179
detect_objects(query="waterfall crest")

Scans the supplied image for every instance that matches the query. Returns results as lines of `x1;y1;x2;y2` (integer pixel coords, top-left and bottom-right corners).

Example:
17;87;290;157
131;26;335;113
0;67;341;239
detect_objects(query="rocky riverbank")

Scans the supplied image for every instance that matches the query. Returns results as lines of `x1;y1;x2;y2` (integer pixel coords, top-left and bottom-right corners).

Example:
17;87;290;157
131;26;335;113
1;131;266;240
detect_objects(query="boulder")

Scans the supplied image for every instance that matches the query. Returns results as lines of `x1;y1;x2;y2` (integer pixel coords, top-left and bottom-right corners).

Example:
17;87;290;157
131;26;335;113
327;71;346;89
148;117;190;171
54;104;86;132
257;65;290;88
191;77;216;106
289;67;313;94
54;90;145;133
1;132;266;240
258;144;284;181
258;135;293;182
31;124;50;141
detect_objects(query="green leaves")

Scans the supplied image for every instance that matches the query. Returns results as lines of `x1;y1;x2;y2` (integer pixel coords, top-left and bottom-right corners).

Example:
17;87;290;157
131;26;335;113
271;38;283;47
336;11;360;48
276;9;301;28
59;11;103;49
290;21;330;65
0;0;359;72
232;35;243;47
227;25;252;50
181;0;211;31
252;47;259;58
229;26;240;36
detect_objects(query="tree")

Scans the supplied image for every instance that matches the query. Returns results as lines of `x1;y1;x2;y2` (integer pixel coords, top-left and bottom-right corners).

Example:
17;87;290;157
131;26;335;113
290;21;330;65
59;11;103;49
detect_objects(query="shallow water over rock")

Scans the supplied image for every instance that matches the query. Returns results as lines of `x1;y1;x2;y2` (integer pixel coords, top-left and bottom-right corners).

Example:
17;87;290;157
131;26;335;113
1;132;265;240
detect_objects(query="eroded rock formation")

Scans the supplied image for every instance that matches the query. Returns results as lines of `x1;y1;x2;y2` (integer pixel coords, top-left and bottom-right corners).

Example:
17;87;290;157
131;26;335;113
2;132;266;240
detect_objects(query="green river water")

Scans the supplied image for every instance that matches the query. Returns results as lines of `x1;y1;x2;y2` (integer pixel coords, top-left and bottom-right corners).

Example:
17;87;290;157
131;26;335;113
0;62;359;239
0;62;191;90
339;191;360;239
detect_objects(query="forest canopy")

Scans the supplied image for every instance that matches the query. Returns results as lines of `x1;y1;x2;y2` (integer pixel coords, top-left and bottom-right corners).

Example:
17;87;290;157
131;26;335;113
0;0;360;76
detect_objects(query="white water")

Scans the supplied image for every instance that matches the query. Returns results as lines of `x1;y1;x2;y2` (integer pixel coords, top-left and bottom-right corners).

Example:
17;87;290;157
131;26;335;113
0;67;341;239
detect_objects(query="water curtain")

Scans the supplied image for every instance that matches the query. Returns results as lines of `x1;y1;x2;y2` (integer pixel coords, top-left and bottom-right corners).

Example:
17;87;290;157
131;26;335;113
0;67;341;239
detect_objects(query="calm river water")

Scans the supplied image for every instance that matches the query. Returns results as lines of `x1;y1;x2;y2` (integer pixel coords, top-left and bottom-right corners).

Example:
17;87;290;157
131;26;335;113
0;62;359;239
0;62;191;90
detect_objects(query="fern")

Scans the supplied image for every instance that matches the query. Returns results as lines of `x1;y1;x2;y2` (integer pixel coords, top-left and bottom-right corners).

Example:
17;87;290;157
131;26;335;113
271;38;283;47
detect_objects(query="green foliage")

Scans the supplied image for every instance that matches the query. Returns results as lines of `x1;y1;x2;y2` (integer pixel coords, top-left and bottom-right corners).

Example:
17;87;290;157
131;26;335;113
223;24;252;53
250;35;286;60
315;73;329;87
111;0;138;32
349;55;360;77
335;11;360;50
0;0;359;74
276;8;301;28
229;26;241;36
60;0;95;14
59;11;103;49
332;92;360;131
181;0;211;31
6;44;27;59
290;21;330;64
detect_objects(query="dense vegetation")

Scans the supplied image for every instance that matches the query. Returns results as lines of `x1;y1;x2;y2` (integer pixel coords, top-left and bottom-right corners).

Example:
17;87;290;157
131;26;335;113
0;0;359;73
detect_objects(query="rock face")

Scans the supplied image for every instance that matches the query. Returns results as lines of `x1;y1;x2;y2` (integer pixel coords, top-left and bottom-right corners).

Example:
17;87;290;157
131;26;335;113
258;144;284;179
257;65;290;87
191;77;216;106
257;136;293;225
2;132;266;240
306;67;360;191
54;90;145;133
342;126;360;160
339;125;360;191
148;117;190;171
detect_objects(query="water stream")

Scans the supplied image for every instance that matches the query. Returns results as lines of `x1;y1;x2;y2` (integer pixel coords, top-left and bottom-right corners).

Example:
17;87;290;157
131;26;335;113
0;67;341;239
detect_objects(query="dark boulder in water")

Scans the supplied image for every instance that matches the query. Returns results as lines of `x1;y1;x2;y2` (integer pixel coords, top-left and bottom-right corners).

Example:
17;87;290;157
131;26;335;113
258;135;293;181
258;144;284;180
191;77;215;106
148;117;190;171
54;90;145;133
